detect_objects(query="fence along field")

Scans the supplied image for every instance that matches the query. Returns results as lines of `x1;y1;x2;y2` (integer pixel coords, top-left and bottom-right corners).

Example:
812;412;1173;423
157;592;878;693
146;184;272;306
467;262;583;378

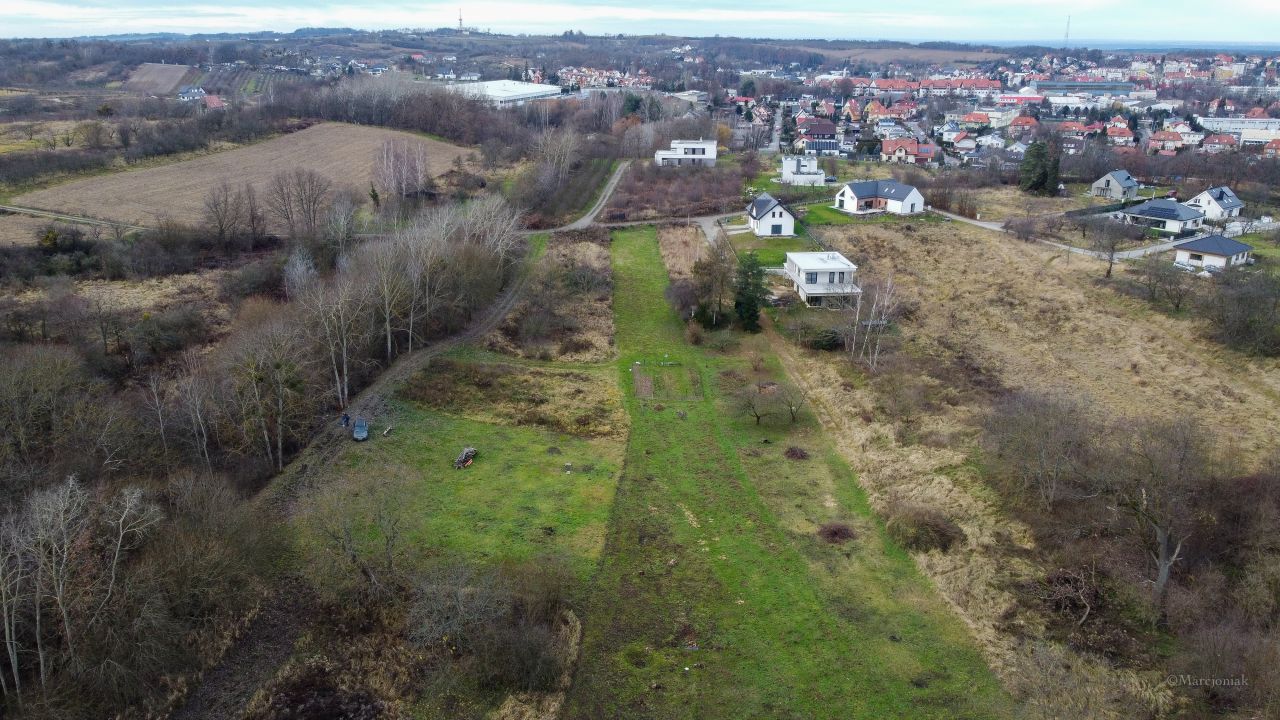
12;122;471;227
122;62;197;95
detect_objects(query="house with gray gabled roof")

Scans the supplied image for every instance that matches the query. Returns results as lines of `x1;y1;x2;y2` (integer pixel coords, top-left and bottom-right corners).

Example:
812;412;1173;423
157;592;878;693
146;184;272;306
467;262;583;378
1173;234;1252;270
1121;198;1204;235
834;179;924;216
1183;186;1244;221
746;192;795;236
1091;169;1139;201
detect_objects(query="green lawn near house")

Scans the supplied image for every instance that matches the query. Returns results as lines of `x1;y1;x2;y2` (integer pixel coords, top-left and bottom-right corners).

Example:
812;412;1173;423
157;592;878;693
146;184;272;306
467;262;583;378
728;230;821;266
564;226;1012;720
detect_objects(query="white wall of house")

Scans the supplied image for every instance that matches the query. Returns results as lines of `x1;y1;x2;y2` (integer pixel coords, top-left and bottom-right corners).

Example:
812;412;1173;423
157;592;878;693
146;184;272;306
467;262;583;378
834;186;924;215
781;156;825;186
1175;248;1250;268
748;206;795;237
1184;191;1242;220
783;253;860;305
655;139;718;167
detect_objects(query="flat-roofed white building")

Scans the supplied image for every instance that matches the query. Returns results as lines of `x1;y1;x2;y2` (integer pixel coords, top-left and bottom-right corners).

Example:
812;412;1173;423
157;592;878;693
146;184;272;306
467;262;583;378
654;139;717;167
453;80;563;106
780;156;825;186
784;251;860;307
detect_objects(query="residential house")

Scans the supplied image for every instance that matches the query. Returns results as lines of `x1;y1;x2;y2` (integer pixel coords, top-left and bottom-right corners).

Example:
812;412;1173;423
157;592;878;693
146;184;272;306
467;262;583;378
784;252;861;307
655;139;717;166
1107;114;1129;129
953;132;978;153
780;156;826;186
961;111;990;129
1165;121;1205;146
1147;130;1184;153
796;119;840;155
863;100;890;123
1091;170;1139;200
746;192;796;237
1057;121;1089;138
1006;140;1029;158
1173;235;1253;270
1184;186;1244;220
1106;125;1136;145
1007;115;1039;135
1263;138;1280;159
1061;137;1086;155
201;95;226;112
835;179;925;215
1122;198;1204;234
842;99;862;123
939;122;965;143
177;85;206;102
1200;134;1238;154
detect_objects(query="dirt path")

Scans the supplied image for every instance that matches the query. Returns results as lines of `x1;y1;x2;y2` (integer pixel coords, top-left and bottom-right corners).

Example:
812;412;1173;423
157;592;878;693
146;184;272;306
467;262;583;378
169;577;315;720
561;160;631;231
0;204;147;232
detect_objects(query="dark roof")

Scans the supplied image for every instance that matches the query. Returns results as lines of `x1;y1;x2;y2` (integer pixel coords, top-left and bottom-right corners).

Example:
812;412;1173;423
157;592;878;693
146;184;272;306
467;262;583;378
747;192;784;220
1199;186;1243;210
1102;169;1138;188
1125;198;1203;222
842;179;919;201
1175;234;1253;257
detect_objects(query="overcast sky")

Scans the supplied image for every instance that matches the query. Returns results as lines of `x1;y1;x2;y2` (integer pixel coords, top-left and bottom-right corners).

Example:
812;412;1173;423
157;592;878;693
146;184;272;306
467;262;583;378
3;0;1280;44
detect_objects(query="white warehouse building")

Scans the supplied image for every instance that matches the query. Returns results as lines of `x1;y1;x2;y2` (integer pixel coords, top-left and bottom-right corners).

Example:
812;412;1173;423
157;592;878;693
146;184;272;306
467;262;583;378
453;80;564;106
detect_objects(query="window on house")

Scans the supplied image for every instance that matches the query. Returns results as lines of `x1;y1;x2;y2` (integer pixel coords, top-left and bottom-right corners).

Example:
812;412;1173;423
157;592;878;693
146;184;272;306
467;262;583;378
828;272;836;283
805;272;818;284
837;272;845;283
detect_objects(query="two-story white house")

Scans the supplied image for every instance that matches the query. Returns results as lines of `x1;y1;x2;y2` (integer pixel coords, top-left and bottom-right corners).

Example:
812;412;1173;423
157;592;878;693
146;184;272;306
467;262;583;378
746;193;795;237
780;156;825;186
784;252;861;307
834;180;925;216
654;139;717;167
1183;186;1244;221
1173;234;1253;270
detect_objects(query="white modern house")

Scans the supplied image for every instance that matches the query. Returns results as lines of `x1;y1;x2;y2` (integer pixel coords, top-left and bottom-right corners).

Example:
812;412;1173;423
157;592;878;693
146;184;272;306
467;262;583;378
1121;198;1204;235
654;139;717;167
834;180;924;216
784;252;861;307
1173;235;1253;269
1183;186;1244;221
1091;169;1139;201
745;193;795;237
780;156;825;186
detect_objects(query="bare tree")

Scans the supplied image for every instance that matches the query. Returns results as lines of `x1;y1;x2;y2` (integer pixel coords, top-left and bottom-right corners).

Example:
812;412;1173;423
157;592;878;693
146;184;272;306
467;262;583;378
204;180;244;250
27;477;90;671
840;275;900;373
738;383;776;425
267;169;332;238
174;351;215;471
241;183;266;245
360;240;411;364
293;251;372;408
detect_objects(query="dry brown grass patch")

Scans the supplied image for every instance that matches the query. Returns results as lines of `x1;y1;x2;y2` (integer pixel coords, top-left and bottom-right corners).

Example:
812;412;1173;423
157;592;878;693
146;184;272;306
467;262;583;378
13;123;469;227
0;214;53;246
657;225;705;280
399;359;626;438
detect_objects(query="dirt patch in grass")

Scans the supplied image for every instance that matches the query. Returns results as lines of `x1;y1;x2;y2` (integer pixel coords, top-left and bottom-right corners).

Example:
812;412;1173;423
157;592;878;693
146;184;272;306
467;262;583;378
486;228;615;363
783;446;810;460
656;224;705;280
13;123;469;227
399;358;626;438
817;521;856;544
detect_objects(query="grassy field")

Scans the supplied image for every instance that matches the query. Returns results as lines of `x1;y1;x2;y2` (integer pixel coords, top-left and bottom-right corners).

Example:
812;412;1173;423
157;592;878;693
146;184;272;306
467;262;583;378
727;229;819;266
564;226;1010;719
800;203;856;226
12;123;470;226
970;184;1111;222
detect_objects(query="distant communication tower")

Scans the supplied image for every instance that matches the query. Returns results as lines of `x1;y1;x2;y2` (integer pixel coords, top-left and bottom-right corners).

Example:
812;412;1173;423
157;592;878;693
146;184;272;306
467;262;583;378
459;8;463;31
1064;15;1071;50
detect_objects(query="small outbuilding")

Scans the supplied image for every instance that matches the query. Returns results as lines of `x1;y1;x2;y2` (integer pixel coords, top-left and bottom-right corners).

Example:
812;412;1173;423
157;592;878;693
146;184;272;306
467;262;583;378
1173;235;1253;270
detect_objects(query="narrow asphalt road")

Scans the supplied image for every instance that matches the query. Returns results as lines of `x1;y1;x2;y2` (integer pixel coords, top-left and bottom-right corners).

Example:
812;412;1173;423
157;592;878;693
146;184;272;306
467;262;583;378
932;207;1201;259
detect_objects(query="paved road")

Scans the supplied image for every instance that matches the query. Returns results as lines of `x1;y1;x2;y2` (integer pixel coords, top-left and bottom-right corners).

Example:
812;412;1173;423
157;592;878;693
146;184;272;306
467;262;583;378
933;207;1204;259
0;204;148;232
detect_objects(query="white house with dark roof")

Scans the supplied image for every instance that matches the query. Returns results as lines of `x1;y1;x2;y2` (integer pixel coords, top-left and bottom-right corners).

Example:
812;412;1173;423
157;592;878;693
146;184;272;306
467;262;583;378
834;180;924;215
1173;235;1253;270
1121;198;1204;234
1183;186;1244;221
784;251;861;306
1091;170;1139;201
745;192;795;237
